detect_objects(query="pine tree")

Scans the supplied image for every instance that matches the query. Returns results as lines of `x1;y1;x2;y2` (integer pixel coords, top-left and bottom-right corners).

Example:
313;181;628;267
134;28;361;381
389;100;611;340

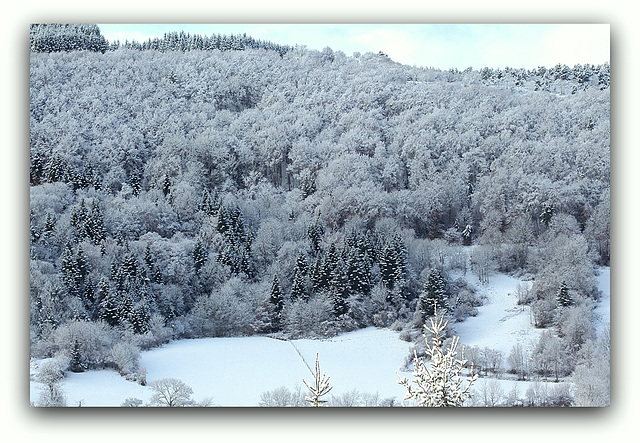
556;281;572;308
130;301;150;334
345;246;371;296
59;242;80;299
121;250;139;280
193;239;206;274
310;253;330;293
540;203;554;227
419;269;448;322
290;252;309;301
87;199;106;244
294;252;308;277
303;353;333;407
391;234;408;285
93;277;110;321
30;209;41;246
42;213;56;242
99;283;120;327
239;248;254;279
398;309;477;407
119;293;135;329
69;339;87;372
329;258;350;317
290;268;307;302
307;221;324;255
269;275;284;330
199;189;215;216
70;199;90;241
75;244;89;283
162;175;172;198
379;239;401;291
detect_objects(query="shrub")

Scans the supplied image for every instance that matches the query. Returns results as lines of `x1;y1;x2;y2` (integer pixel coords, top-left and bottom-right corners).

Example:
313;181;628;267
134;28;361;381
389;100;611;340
109;342;140;376
259;385;306;407
51;320;115;369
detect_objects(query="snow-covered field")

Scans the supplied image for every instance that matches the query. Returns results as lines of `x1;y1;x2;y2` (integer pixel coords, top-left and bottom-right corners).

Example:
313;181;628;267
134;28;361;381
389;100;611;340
30;327;412;407
30;267;610;407
456;266;610;356
454;272;542;356
593;266;611;337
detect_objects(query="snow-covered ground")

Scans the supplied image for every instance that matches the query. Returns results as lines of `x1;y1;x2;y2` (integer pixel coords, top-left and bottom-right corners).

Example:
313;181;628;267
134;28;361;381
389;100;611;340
30;327;412;407
454;272;542;357
30;267;610;407
593;266;611;338
455;266;610;355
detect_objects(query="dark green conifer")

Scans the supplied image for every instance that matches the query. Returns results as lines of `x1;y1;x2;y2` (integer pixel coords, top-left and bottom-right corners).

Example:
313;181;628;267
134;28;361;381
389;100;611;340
269;275;284;330
69;339;87;372
556;281;573;307
193;239;206;274
419;269;448;322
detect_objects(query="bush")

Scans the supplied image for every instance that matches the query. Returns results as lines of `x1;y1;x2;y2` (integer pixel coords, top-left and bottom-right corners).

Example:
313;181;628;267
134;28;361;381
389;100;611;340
109;342;140;375
515;282;534;305
121;397;143;407
449;279;482;322
525;381;573;407
51;320;116;369
189;291;253;337
35;357;68;407
530;297;556;328
259;385;306;407
134;314;173;350
284;295;334;339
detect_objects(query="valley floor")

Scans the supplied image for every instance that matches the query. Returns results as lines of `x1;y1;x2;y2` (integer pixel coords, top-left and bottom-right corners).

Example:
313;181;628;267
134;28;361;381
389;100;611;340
29;267;610;407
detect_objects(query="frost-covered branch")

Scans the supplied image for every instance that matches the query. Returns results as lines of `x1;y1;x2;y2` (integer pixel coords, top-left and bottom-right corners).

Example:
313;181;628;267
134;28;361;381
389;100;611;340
398;309;477;407
303;353;333;407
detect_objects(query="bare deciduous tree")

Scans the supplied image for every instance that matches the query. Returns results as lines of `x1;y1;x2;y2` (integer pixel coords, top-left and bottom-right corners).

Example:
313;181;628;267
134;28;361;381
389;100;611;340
148;378;195;407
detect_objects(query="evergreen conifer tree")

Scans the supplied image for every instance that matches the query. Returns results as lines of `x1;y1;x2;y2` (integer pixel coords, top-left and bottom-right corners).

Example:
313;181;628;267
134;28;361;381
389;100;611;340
290;268;307;302
69;339;87;372
88;199;106;244
99;284;120;327
556;281;572;307
307;221;324;255
269;275;284;330
294;252;308;277
199;189;215;216
540;203;554;227
193;239;206;274
311;253;330;293
398;309;477;406
419;269;448;322
59;242;80;299
329;258;350;317
162;175;172;198
345;246;371;296
42;213;56;242
303;353;333;407
290;253;309;301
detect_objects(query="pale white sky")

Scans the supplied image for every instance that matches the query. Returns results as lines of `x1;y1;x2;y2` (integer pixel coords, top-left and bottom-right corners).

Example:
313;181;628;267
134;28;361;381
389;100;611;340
98;23;610;70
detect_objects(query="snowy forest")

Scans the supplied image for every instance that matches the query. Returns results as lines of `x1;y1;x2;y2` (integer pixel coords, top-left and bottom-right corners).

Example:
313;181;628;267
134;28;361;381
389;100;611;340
29;24;610;407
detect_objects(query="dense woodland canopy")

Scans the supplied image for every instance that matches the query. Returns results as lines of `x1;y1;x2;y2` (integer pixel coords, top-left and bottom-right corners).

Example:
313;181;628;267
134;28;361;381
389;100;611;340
29;26;609;394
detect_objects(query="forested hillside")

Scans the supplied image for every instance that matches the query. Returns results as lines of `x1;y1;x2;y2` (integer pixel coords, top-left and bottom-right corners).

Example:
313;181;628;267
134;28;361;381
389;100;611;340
29;25;609;391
